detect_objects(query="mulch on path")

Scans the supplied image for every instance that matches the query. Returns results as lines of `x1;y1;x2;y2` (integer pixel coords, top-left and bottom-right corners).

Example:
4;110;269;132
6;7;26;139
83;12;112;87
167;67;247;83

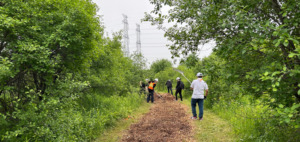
121;93;195;142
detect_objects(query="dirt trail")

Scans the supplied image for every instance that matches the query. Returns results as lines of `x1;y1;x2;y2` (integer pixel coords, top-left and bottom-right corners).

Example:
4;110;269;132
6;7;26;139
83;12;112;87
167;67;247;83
121;93;195;142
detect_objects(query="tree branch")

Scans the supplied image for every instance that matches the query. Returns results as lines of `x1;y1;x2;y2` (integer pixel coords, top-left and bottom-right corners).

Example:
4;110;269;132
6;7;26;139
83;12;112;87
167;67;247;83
271;0;284;24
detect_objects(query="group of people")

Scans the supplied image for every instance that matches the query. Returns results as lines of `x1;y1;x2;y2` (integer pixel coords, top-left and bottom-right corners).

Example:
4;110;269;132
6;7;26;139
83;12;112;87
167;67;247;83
139;78;158;103
139;72;209;121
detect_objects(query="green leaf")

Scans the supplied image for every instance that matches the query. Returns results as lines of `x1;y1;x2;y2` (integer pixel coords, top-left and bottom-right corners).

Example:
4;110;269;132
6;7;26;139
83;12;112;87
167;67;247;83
279;104;284;108
289;53;297;58
291;39;299;45
264;72;269;76
242;49;246;54
245;75;250;79
283;66;287;71
275;40;281;47
282;12;287;17
283;40;289;47
285;118;290;123
288;114;293;118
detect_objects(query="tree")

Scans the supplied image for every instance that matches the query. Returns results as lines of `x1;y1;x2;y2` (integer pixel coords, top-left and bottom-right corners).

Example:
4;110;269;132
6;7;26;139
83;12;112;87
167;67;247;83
0;0;102;140
0;0;102;101
150;59;173;74
180;53;200;69
144;0;300;103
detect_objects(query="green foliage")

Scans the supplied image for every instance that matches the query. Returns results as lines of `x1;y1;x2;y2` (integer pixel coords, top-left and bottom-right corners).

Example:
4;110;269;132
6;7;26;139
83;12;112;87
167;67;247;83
146;1;300;140
0;91;143;141
0;0;102;112
154;67;178;91
85;34;135;95
212;94;300;141
193;54;299;141
150;52;299;141
150;59;173;74
180;53;200;69
145;0;300;102
0;0;147;141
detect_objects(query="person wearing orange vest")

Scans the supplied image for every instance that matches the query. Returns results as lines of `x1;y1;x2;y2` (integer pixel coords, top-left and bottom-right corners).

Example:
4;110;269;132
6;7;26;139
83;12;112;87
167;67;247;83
147;78;158;103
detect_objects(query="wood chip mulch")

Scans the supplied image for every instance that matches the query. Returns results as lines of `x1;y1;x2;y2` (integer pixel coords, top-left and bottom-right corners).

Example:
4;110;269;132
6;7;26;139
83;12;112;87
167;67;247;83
121;93;195;142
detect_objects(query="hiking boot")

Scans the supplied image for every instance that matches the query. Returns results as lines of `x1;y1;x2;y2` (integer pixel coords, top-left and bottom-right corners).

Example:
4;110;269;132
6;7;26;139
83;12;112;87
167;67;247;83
191;116;197;120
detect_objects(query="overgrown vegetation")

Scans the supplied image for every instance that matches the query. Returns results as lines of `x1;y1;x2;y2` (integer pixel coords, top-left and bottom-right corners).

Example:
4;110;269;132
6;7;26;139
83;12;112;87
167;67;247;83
0;0;146;141
145;0;300;141
1;0;299;141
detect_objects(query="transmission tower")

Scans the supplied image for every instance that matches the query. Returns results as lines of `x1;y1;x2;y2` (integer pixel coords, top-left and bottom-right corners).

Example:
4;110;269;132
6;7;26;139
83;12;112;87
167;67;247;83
122;14;129;57
136;24;141;54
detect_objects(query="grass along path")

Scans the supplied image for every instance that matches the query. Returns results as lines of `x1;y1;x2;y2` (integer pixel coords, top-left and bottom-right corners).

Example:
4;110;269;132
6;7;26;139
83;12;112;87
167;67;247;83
95;98;151;142
181;97;237;142
96;93;236;142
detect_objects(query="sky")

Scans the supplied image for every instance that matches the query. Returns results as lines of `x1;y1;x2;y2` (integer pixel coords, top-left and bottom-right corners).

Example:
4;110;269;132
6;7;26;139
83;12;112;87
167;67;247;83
92;0;214;67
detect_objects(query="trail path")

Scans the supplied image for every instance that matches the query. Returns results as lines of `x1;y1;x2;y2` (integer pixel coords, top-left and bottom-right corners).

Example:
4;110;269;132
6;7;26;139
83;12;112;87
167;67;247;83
121;93;195;142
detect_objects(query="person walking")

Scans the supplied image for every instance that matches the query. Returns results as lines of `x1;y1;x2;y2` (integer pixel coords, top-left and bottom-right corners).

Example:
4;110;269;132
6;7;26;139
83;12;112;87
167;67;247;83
165;80;173;95
175;77;184;101
147;78;158;103
190;72;208;120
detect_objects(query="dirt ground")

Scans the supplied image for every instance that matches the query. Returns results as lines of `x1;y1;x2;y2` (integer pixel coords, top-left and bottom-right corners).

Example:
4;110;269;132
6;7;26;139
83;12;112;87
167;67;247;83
121;93;195;142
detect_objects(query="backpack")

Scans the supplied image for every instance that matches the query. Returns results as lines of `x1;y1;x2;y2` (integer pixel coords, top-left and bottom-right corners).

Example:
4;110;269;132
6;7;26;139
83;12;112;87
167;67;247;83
180;81;184;89
148;82;155;90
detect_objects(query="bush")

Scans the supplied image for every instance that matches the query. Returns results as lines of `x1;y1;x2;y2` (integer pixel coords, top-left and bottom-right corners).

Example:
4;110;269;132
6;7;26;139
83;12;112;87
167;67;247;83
210;90;300;141
0;90;144;141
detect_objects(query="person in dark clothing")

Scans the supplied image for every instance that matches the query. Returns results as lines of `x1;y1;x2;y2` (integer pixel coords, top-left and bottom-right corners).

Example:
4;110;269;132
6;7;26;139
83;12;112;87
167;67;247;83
165;80;173;95
147;78;158;103
175;77;184;101
145;79;149;93
139;81;146;95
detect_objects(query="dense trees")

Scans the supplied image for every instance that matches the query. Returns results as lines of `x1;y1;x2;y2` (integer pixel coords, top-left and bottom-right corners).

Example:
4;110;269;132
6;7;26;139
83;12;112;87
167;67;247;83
145;0;300;141
0;0;101;108
144;0;300;103
0;0;146;141
1;0;299;141
150;59;172;73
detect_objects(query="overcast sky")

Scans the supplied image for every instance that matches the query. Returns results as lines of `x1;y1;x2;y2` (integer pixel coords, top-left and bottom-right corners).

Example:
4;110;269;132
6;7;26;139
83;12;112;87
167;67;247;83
92;0;214;67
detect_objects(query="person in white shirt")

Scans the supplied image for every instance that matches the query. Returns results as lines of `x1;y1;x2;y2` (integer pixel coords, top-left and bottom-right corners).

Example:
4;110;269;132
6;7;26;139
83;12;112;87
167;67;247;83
190;72;208;120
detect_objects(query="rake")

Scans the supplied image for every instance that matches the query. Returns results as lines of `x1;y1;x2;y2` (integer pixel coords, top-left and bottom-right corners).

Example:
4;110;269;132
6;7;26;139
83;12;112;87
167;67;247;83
173;68;191;84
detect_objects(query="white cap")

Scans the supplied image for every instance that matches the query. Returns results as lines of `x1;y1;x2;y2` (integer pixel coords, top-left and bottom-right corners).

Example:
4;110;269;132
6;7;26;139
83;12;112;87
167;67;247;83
196;72;203;76
155;78;158;82
176;77;180;80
